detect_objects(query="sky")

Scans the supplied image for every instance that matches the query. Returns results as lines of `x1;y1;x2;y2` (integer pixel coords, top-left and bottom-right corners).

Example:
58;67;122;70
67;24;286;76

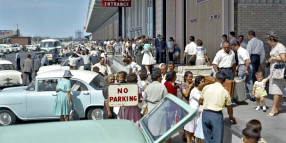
0;0;89;38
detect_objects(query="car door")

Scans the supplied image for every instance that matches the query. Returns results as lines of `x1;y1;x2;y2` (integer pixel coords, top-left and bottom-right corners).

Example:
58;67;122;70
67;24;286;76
26;79;58;119
70;79;91;118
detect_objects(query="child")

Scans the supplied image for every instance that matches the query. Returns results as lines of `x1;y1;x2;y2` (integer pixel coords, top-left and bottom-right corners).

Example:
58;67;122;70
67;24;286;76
115;71;127;84
240;119;267;143
242;127;261;143
252;72;270;112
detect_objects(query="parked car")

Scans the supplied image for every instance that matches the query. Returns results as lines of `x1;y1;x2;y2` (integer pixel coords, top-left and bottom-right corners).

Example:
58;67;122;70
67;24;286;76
11;44;21;52
0;94;196;143
0;60;23;89
0;70;107;125
0;53;6;60
27;45;37;51
0;44;10;53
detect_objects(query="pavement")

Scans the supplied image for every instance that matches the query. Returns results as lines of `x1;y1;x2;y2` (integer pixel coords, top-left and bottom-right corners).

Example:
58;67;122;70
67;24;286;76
109;54;286;143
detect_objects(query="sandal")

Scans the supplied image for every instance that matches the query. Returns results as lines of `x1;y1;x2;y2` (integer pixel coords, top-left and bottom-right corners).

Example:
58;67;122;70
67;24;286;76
267;112;277;117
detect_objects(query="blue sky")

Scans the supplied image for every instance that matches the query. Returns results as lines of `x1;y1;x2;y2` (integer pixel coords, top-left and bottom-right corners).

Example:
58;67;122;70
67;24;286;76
0;0;89;38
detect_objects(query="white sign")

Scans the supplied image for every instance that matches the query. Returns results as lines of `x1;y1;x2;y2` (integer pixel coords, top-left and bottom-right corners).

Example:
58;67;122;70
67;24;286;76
196;0;209;4
108;84;138;107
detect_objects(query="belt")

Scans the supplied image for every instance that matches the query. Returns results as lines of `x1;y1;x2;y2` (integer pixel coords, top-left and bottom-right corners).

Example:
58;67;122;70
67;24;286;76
218;67;232;69
204;110;222;113
250;54;259;56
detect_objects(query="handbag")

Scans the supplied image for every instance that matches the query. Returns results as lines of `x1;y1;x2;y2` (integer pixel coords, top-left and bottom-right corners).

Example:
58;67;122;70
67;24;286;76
142;105;148;115
272;55;286;80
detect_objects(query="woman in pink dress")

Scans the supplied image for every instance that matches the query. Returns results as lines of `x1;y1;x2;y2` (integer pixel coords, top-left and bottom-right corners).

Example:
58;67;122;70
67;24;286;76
118;73;141;126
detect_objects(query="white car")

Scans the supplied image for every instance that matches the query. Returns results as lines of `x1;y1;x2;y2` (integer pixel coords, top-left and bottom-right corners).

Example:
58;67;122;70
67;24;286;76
0;60;23;88
27;45;37;51
11;44;21;52
0;44;10;54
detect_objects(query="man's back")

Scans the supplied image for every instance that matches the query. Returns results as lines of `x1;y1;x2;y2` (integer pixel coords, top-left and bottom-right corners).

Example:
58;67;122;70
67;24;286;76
34;58;41;71
23;58;33;73
201;82;232;111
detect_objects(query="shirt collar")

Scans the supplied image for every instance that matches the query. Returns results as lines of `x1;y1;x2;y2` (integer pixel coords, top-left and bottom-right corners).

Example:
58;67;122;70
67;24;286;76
222;49;233;55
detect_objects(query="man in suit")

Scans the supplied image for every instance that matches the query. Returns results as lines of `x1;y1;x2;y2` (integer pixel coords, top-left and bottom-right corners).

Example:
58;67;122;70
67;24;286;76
154;34;161;64
34;55;41;78
22;54;34;86
159;36;167;63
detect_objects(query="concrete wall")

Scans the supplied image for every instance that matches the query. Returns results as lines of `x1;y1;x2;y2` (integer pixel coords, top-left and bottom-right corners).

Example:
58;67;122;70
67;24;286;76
236;3;286;59
186;0;224;61
166;0;184;61
155;0;163;36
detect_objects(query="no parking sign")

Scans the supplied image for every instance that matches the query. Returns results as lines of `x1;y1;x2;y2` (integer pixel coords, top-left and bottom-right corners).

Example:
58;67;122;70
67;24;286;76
108;84;138;107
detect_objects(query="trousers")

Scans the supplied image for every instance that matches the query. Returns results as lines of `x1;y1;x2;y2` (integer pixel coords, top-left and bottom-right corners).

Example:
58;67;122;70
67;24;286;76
202;110;224;143
250;54;260;82
238;64;254;97
218;68;234;80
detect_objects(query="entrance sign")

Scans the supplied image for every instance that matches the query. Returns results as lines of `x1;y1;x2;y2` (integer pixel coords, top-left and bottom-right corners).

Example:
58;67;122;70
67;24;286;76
102;0;131;7
196;0;209;4
108;84;138;107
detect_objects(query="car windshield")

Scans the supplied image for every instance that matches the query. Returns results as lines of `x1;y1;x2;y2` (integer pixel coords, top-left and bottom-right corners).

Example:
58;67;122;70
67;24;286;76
42;48;56;54
41;42;56;47
0;64;15;70
141;98;187;141
89;74;106;89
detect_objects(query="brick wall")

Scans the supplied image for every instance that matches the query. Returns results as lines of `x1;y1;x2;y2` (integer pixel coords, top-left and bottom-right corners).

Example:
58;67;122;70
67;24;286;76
236;4;286;59
10;37;31;46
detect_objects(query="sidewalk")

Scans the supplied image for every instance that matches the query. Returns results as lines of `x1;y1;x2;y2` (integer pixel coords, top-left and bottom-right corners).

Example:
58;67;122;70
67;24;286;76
108;55;286;143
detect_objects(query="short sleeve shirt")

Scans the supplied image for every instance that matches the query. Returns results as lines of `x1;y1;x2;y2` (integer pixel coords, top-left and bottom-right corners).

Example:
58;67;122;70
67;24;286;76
200;82;232;111
192;46;206;59
237;47;250;65
270;43;286;58
212;49;236;68
184;42;197;55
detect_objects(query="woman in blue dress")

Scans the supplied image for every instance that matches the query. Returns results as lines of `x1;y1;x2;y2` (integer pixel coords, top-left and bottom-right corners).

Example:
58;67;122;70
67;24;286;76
53;70;73;121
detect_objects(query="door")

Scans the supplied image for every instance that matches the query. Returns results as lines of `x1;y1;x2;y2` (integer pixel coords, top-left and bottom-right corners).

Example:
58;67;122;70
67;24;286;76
70;79;90;118
26;79;58;119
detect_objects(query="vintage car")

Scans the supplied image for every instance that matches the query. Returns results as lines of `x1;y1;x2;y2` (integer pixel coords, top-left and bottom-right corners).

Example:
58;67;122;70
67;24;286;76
37;58;112;75
40;39;63;64
0;44;10;53
0;94;196;143
0;70;107;125
27;45;37;51
10;44;21;52
0;60;23;89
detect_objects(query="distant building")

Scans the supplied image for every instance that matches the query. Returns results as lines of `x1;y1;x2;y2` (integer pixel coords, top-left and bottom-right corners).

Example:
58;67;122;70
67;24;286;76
10;37;31;46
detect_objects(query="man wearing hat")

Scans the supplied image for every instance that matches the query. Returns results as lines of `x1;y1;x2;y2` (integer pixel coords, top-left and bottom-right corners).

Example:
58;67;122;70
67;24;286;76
53;70;73;121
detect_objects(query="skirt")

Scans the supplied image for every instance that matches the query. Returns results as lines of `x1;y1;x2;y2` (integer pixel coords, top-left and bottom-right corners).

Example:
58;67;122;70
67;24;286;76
142;53;155;65
184;111;200;133
53;92;72;116
194;117;205;139
118;106;141;126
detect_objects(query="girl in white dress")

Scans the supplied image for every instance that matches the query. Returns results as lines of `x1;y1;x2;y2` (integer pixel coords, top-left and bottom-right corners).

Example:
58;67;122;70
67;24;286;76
142;39;155;74
184;75;205;143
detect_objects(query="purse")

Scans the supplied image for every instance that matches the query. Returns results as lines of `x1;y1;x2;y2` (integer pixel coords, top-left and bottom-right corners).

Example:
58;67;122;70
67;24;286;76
272;55;286;80
142;104;148;115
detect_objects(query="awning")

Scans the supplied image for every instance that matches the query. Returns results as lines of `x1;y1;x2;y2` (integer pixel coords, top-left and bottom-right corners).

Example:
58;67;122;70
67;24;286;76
86;0;118;33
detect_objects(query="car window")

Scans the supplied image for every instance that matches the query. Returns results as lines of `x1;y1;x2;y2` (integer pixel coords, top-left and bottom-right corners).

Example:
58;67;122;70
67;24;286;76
0;64;15;70
141;98;188;141
89;75;106;89
38;79;58;92
70;80;88;91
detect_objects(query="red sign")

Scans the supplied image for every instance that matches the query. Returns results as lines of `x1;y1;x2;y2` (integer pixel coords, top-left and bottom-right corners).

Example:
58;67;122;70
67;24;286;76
102;0;131;7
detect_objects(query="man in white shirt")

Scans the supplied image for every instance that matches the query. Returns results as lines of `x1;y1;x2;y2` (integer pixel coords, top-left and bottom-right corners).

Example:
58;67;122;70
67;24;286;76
182;36;197;65
246;30;265;82
238;35;247;49
160;63;168;84
68;53;82;70
231;41;254;100
93;57;108;76
76;51;91;70
212;41;236;80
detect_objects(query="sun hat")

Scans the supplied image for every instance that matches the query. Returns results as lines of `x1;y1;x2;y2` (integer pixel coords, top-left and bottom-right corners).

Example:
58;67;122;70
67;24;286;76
63;70;73;78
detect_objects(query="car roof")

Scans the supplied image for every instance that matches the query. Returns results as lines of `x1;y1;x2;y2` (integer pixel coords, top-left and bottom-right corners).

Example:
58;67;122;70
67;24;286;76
0;120;147;143
0;60;12;64
41;39;59;42
36;70;99;83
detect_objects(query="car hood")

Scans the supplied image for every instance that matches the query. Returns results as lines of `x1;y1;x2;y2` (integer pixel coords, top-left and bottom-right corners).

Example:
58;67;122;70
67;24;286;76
0;70;22;75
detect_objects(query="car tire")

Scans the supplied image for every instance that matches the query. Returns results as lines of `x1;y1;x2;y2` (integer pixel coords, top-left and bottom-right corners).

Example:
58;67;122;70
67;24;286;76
87;108;104;120
0;110;17;126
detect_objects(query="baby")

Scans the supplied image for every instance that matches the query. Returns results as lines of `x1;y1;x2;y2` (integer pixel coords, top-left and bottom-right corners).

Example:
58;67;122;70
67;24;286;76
252;72;270;112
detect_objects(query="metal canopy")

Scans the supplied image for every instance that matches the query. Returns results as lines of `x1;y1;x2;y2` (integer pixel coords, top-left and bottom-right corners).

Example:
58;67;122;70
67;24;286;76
86;0;118;33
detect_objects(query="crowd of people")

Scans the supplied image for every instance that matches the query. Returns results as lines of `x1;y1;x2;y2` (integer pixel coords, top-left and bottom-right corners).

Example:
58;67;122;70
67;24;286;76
47;30;286;143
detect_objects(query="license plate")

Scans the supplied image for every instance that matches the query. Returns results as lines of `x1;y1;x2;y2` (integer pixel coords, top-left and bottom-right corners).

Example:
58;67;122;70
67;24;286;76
46;54;53;60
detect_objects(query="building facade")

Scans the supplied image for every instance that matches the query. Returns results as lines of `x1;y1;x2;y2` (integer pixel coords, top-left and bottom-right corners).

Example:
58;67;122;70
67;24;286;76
86;0;286;61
